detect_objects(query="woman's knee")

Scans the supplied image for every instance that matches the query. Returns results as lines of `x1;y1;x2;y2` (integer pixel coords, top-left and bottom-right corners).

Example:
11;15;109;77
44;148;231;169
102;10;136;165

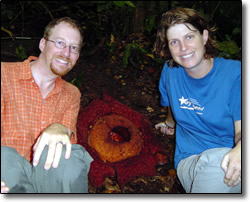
177;147;232;193
191;148;236;193
197;147;231;168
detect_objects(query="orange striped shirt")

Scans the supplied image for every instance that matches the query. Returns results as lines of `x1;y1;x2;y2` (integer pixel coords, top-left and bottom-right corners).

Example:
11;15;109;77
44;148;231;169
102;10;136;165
1;56;80;161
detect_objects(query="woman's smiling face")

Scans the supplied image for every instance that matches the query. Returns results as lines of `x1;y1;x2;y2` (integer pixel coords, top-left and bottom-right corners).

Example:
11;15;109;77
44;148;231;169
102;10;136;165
167;23;208;71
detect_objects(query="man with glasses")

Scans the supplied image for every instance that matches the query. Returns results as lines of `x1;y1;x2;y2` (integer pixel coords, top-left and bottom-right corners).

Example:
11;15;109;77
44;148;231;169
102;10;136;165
1;17;93;193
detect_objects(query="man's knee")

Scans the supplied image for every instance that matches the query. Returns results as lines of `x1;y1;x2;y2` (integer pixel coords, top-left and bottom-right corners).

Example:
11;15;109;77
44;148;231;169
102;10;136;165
51;144;93;193
1;146;31;172
69;144;93;173
1;146;34;192
38;144;92;178
1;146;19;160
62;145;93;189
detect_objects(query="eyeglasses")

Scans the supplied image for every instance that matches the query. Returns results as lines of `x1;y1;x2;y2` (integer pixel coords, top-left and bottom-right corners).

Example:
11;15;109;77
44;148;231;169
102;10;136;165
45;39;81;54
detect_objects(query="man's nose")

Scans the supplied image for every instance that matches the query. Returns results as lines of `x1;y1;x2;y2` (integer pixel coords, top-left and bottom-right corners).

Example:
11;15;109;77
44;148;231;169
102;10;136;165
62;46;71;57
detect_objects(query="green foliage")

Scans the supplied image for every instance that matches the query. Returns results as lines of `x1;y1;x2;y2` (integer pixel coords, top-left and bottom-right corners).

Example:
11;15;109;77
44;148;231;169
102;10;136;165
113;1;135;8
1;3;14;20
145;15;157;34
122;42;164;68
123;43;147;68
105;40;116;54
1;1;242;62
15;44;27;60
97;1;135;12
217;35;241;59
70;72;84;89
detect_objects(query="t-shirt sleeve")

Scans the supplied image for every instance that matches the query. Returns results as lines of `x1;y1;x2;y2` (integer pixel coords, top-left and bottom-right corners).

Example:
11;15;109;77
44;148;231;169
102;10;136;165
230;73;241;121
159;64;170;107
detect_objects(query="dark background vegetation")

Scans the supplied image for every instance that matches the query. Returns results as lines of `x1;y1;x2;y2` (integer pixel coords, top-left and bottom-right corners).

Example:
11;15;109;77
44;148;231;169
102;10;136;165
1;1;242;193
1;1;242;61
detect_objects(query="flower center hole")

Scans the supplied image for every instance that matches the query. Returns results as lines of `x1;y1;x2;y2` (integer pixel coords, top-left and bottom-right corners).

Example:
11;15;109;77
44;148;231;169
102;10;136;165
109;126;131;143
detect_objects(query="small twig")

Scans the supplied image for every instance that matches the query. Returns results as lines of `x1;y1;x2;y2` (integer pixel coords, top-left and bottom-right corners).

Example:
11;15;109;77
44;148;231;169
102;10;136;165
38;1;54;20
1;36;41;40
8;10;23;27
209;1;221;22
1;27;14;39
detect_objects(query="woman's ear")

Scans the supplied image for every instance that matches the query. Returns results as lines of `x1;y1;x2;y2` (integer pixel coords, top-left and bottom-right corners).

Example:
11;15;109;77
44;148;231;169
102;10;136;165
203;29;209;45
39;38;46;52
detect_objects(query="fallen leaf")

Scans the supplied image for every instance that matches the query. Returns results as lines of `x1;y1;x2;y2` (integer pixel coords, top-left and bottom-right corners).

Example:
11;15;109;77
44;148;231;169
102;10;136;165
146;106;154;112
168;169;176;177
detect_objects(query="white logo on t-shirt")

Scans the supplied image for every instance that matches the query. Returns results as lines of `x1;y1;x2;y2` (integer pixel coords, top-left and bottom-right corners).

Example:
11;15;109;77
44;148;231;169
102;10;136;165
178;96;204;115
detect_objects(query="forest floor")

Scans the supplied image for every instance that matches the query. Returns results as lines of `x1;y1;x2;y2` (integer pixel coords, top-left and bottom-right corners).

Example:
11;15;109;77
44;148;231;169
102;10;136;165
64;34;185;194
1;34;185;194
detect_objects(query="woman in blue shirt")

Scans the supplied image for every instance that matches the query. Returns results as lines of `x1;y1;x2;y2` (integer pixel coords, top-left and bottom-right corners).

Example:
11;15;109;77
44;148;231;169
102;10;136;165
154;7;241;193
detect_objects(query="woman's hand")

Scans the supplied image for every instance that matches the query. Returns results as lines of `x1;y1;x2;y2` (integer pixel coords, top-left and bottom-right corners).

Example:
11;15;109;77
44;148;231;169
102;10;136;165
221;141;241;187
32;123;72;170
1;181;9;193
155;122;175;135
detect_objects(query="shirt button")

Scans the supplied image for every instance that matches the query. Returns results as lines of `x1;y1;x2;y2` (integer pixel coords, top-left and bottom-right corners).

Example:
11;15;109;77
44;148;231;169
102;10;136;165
42;121;46;125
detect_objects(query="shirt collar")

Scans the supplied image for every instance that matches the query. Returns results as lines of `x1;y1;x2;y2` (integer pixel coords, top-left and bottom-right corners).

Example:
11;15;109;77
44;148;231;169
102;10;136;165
19;56;63;94
18;56;38;80
53;76;63;94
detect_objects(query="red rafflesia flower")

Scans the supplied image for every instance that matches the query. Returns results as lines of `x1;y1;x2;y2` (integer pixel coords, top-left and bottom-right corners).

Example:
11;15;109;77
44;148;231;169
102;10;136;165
77;94;168;188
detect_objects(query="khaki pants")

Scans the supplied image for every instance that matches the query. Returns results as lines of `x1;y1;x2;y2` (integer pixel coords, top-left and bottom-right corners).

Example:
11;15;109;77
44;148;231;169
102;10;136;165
1;145;93;193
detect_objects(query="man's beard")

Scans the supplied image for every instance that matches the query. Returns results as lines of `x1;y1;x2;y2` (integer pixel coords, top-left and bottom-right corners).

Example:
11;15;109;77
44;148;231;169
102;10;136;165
50;56;73;76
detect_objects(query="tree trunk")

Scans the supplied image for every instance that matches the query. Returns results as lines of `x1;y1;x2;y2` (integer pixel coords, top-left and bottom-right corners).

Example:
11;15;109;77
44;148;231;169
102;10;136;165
131;1;146;33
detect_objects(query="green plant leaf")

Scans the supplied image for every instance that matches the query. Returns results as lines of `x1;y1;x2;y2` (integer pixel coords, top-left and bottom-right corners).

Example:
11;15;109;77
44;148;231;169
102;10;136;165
217;40;240;55
15;45;27;60
125;1;136;8
113;1;125;7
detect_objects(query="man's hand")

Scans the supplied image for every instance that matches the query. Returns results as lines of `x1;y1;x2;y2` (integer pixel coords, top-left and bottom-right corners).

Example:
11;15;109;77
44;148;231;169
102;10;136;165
221;141;241;187
32;123;72;170
1;181;9;193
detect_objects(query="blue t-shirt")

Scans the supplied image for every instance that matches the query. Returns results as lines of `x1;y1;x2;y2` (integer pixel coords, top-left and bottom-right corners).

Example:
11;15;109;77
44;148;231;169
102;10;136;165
159;57;241;168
